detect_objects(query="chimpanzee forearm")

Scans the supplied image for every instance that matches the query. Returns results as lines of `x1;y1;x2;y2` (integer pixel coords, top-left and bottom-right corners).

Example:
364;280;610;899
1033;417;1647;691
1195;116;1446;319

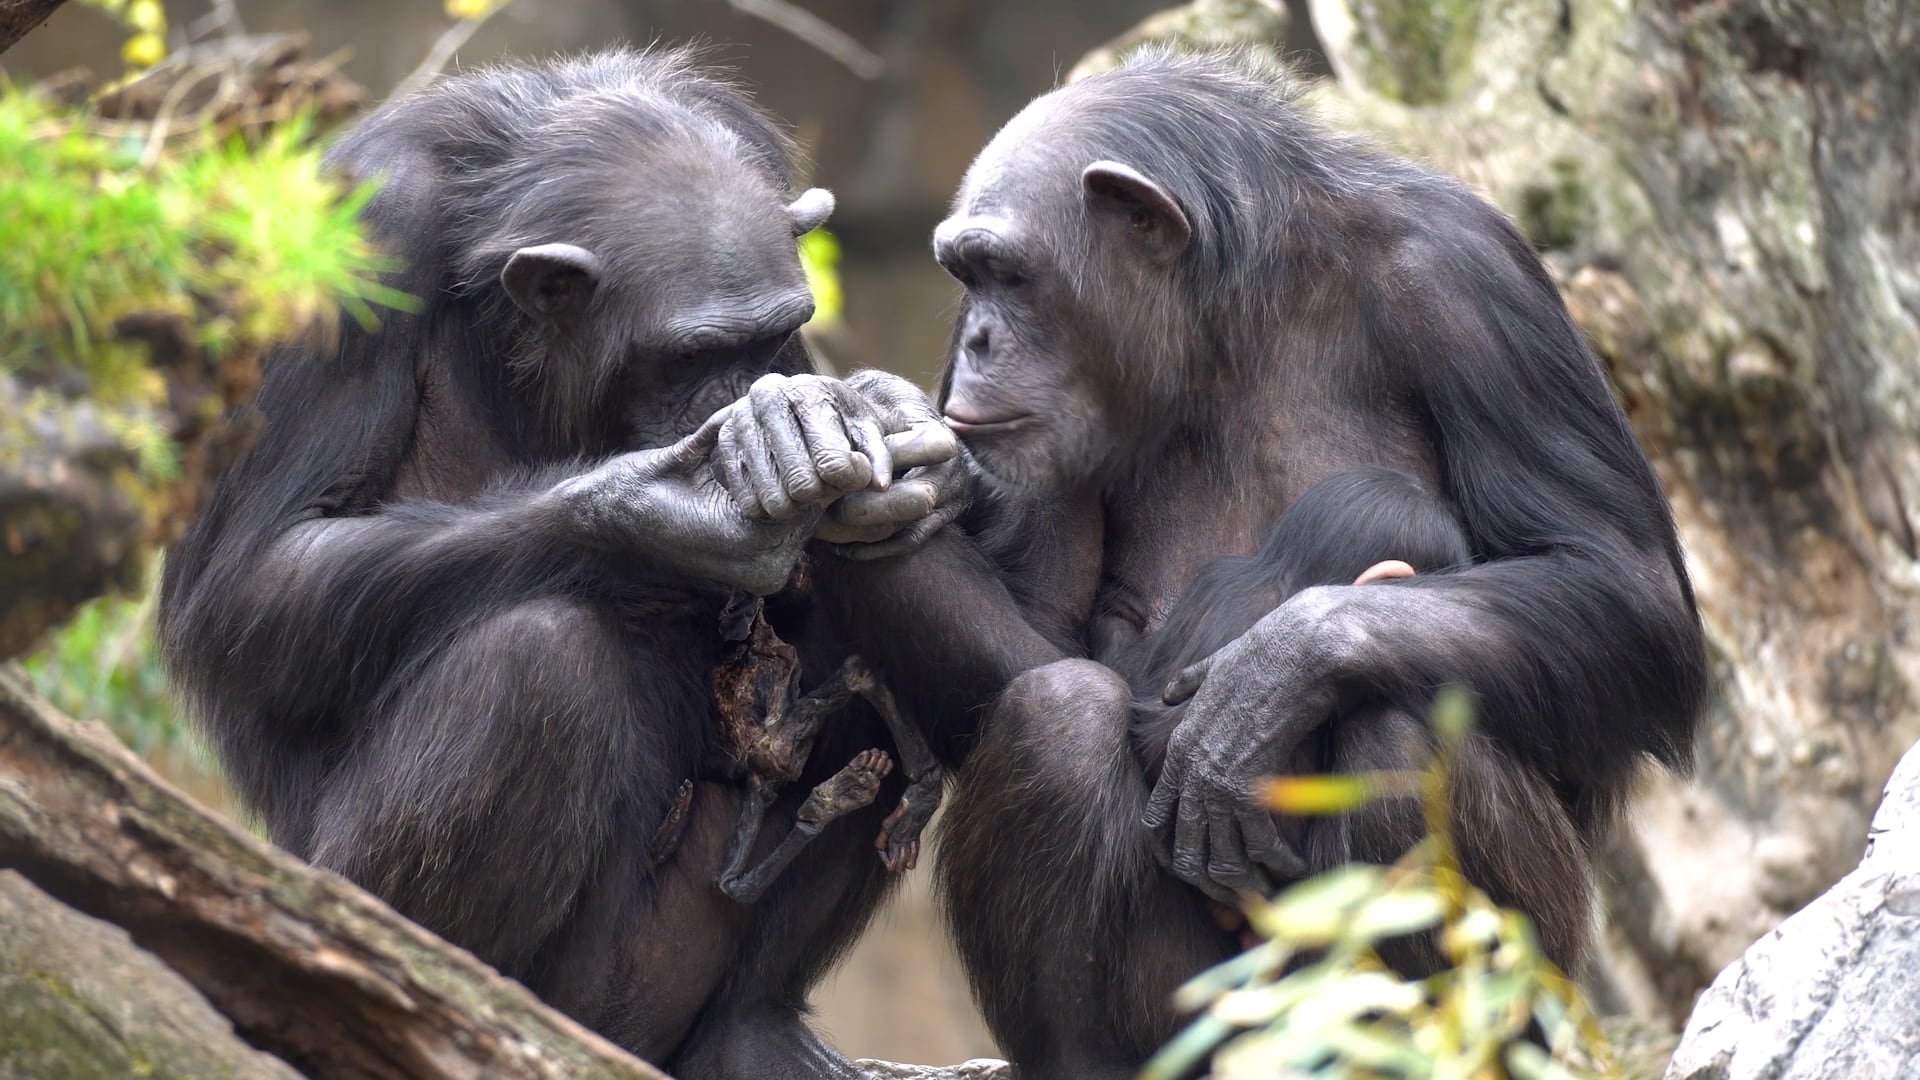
811;529;1066;762
1296;548;1703;791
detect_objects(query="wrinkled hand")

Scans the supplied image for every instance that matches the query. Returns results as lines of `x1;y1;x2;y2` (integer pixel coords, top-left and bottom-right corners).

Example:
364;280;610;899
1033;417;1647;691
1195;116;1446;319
815;369;972;559
1144;588;1359;903
553;410;819;596
711;373;899;521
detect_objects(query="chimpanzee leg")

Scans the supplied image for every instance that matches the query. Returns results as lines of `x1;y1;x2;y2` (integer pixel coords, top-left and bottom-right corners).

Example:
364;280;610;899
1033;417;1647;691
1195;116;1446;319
715;656;892;903
671;722;903;1080
307;597;707;1012
856;674;944;873
1305;708;1593;973
938;659;1228;1080
716;750;893;904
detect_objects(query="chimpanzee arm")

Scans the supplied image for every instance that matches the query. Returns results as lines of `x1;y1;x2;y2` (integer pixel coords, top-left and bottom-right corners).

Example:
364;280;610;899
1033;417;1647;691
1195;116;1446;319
811;527;1070;763
1145;212;1709;898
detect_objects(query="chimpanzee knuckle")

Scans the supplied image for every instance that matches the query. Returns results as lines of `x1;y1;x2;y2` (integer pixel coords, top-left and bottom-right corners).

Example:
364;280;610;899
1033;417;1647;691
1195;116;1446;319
782;468;828;504
749;372;792;397
808;448;859;485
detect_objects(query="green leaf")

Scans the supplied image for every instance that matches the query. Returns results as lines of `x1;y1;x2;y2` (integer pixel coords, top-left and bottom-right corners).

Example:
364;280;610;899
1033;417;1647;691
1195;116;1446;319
1346;888;1448;943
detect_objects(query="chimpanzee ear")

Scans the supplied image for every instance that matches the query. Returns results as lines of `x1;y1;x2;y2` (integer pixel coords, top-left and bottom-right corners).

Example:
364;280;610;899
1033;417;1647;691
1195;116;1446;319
1081;161;1191;265
788;187;835;236
501;242;601;322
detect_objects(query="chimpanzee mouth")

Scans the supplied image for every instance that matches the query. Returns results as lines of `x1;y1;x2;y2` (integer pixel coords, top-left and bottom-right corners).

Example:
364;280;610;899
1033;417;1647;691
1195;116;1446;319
943;412;1039;436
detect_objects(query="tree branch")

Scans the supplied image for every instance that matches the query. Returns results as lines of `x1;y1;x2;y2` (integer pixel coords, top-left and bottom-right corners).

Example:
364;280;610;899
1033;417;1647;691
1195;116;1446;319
0;0;68;55
726;0;884;80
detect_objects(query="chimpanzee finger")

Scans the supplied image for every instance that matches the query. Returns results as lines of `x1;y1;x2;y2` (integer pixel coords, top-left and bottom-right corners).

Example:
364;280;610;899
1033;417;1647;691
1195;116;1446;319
713;413;764;518
750;378;829;506
1204;813;1273;898
1143;761;1182;835
1238;806;1309;882
826;506;958;560
826;481;937;528
817;522;903;549
830;380;894;489
883;424;959;471
662;404;732;471
733;405;797;521
784;379;874;494
1162;656;1215;706
845;413;893;492
1173;796;1236;905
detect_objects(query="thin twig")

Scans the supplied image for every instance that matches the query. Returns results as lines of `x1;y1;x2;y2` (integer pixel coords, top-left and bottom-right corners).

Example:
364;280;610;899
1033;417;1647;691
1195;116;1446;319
726;0;884;80
391;0;522;102
185;0;246;44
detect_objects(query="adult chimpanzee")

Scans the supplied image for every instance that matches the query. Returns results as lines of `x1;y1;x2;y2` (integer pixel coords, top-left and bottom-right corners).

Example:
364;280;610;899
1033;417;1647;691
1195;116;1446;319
812;50;1709;1078
159;48;963;1078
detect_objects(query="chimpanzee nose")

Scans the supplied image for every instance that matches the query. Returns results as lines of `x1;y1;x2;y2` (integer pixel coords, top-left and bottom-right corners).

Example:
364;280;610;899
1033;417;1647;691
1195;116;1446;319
964;324;990;362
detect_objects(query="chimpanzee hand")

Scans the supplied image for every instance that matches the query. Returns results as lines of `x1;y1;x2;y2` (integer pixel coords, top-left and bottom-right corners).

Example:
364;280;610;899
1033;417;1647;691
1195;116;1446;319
816;369;972;559
551;410;821;596
712;373;899;521
1142;587;1360;903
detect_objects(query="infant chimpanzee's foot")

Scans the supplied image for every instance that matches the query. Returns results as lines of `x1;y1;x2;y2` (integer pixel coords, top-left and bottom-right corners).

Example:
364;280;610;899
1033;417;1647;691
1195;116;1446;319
798;748;894;827
648;778;696;867
876;769;942;873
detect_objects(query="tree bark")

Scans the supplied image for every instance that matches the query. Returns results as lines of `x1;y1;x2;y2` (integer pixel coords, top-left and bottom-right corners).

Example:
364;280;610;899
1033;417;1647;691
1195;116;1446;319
0;663;668;1079
0;870;303;1078
0;0;66;55
1075;0;1920;1030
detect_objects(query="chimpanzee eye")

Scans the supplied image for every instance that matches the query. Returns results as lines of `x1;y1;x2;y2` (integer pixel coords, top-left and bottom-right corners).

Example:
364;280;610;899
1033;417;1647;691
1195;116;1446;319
938;255;977;288
985;258;1028;290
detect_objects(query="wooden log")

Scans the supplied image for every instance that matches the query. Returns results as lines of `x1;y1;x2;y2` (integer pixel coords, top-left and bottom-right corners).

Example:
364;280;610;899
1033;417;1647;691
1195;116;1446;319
0;663;668;1079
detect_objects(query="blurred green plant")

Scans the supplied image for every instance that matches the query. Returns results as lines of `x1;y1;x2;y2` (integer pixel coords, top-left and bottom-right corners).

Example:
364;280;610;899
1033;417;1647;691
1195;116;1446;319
20;576;179;757
0;87;410;401
0;83;412;501
799;227;845;332
1144;687;1616;1080
78;0;169;71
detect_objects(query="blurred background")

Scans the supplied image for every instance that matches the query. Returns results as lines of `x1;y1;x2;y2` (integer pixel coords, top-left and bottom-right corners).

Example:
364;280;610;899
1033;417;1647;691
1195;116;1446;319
5;0;1916;1073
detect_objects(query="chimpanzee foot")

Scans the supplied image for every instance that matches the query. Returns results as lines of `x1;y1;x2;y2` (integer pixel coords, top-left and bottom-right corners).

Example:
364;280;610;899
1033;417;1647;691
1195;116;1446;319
799;747;893;825
648;778;696;867
876;770;942;873
718;750;893;905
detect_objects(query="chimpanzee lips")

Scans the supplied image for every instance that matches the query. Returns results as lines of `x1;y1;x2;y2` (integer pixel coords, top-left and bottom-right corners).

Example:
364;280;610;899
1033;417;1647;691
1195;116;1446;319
943;398;1037;435
943;412;1038;436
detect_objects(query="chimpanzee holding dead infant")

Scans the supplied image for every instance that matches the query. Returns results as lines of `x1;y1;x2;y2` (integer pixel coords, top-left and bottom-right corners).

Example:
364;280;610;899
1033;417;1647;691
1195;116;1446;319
161;49;967;1078
814;50;1709;1078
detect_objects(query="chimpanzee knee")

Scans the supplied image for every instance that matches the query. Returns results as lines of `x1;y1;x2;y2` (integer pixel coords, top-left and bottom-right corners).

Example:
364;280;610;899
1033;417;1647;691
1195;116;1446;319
938;661;1218;1076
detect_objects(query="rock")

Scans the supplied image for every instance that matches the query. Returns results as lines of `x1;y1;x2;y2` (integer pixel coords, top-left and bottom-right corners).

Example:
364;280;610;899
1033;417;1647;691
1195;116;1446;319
1664;739;1920;1079
857;1059;1011;1079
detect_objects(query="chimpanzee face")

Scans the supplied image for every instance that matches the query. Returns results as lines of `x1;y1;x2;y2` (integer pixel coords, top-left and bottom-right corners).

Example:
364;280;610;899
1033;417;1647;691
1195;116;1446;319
934;108;1193;494
493;135;834;451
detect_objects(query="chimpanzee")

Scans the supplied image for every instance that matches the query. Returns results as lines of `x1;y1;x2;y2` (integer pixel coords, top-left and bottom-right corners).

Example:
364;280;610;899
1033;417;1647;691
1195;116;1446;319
159;48;965;1078
809;49;1709;1078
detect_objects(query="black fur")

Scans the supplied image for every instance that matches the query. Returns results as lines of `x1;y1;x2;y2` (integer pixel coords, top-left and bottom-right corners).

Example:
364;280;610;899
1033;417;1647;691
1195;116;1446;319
161;49;894;1078
819;49;1708;1079
1129;464;1472;775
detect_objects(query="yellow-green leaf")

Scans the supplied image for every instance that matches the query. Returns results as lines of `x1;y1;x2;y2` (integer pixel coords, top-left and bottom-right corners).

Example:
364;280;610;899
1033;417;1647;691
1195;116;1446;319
1261;773;1375;814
